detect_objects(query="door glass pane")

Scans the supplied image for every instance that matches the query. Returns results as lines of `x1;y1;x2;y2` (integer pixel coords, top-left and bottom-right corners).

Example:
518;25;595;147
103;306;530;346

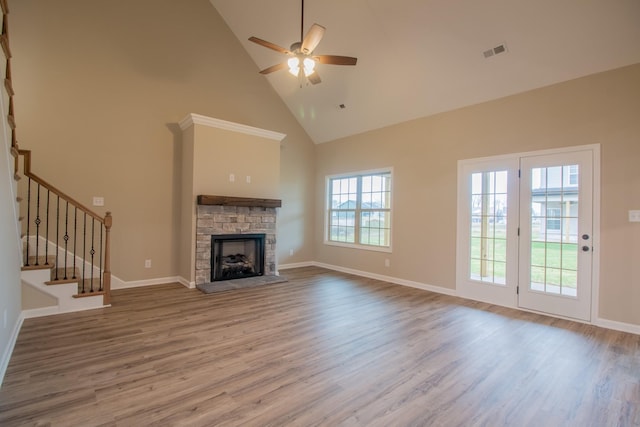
469;170;508;285
528;165;580;298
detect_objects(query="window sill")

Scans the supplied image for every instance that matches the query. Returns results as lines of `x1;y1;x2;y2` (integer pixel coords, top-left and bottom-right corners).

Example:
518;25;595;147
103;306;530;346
323;240;392;253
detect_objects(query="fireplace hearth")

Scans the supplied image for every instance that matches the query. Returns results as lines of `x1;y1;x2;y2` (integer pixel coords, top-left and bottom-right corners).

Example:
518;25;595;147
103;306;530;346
211;234;265;281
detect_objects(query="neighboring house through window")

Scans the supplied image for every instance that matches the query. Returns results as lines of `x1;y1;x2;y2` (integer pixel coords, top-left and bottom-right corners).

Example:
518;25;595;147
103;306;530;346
326;170;392;250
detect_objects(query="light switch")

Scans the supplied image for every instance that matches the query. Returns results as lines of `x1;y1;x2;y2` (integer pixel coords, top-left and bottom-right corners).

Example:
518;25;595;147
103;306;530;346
93;197;104;206
629;210;640;222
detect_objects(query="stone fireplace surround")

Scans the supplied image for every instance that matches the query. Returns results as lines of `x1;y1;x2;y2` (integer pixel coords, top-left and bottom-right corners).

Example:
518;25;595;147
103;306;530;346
195;196;280;286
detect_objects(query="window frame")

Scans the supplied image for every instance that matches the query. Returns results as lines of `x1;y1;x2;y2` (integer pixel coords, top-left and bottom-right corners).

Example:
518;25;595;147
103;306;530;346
324;168;393;252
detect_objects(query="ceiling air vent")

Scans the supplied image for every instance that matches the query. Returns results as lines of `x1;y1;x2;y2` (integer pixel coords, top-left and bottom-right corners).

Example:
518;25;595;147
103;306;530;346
483;43;508;59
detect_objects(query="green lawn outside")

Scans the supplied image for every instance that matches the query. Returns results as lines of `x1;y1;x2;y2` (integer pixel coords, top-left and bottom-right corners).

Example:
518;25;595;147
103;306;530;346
470;223;578;288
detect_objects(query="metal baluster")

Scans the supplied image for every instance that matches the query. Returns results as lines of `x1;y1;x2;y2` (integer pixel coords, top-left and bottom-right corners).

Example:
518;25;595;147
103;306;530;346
34;184;41;264
63;201;69;280
45;190;50;265
54;196;60;281
90;218;95;293
24;178;31;266
99;225;104;292
82;212;87;294
72;207;77;279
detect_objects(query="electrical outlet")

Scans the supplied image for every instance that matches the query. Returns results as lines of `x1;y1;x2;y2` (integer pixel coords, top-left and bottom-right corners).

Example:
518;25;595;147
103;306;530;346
145;259;152;268
3;309;7;329
229;173;235;182
385;259;390;267
246;175;251;183
289;249;294;256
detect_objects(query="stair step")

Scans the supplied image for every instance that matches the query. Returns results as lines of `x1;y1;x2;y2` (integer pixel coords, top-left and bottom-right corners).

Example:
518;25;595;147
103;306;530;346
45;278;79;285
73;290;105;299
50;267;80;282
4;77;13;96
21;255;56;271
78;277;104;294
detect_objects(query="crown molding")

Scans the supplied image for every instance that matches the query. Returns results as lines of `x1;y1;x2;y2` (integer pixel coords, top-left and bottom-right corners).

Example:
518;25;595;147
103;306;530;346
179;113;286;142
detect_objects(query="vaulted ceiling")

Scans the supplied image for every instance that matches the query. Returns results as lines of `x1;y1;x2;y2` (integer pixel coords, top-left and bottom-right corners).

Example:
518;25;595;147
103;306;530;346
211;0;640;143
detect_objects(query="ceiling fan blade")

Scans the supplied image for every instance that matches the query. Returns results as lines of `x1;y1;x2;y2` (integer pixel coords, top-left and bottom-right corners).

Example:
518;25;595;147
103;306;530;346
308;72;321;85
249;36;291;55
259;62;287;75
314;55;358;66
301;23;325;54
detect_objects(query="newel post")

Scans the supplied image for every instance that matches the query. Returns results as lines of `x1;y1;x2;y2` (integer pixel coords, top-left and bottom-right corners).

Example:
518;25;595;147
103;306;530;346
103;212;112;305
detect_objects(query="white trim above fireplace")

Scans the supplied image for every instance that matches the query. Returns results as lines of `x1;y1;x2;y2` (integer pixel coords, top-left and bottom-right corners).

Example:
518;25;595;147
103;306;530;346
179;113;286;142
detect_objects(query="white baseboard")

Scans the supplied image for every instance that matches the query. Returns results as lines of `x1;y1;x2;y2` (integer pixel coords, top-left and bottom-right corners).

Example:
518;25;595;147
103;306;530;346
312;262;457;297
111;275;190;290
595;317;640;335
278;261;315;271
0;312;24;387
22;303;110;320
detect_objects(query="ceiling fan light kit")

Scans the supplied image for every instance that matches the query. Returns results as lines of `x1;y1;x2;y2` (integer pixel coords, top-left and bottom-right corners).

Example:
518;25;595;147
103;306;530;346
248;0;357;85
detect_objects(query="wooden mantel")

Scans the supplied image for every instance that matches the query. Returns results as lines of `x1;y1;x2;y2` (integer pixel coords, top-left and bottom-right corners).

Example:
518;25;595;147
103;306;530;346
197;195;282;208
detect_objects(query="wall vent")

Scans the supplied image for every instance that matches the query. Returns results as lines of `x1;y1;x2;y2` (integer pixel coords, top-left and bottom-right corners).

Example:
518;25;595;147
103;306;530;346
483;43;508;59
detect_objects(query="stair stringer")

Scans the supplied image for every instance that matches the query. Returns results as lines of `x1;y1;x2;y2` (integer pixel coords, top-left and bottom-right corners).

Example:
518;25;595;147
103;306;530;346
21;270;105;317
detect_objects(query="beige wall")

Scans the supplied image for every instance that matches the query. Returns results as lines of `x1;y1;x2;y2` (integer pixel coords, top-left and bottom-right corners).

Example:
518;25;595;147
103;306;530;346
11;0;317;282
190;124;281;199
316;64;640;326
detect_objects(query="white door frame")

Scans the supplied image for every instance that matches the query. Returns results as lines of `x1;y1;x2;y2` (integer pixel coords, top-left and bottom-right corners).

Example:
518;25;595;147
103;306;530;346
456;144;600;322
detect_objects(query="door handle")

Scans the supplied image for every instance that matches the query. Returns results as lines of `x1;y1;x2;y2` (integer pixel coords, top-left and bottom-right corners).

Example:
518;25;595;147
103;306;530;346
582;234;590;240
582;246;590;252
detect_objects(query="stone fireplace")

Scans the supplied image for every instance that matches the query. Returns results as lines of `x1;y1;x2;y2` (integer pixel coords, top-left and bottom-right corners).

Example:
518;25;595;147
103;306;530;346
195;196;280;285
178;113;286;287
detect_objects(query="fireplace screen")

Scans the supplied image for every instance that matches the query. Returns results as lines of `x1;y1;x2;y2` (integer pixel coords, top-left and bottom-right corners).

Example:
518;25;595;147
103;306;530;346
211;234;265;281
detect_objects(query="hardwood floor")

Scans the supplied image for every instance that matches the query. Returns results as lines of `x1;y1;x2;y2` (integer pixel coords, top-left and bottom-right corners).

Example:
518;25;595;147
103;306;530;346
1;266;639;426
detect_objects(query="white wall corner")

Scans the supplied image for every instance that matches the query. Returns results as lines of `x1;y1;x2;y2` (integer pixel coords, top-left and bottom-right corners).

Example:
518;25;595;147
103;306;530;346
0;312;24;387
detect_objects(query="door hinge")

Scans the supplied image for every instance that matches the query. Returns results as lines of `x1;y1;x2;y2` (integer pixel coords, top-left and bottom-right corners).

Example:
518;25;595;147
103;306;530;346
517;286;519;295
518;169;521;178
517;227;520;236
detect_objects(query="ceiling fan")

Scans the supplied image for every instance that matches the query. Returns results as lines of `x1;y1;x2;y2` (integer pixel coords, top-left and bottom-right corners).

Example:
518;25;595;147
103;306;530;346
248;0;357;85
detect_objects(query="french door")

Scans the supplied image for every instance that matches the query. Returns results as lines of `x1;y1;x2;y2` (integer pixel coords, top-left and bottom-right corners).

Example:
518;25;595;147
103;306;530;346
518;150;593;320
457;146;597;321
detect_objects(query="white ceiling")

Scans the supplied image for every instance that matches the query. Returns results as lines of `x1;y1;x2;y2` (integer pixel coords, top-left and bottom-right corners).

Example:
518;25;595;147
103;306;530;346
210;0;640;144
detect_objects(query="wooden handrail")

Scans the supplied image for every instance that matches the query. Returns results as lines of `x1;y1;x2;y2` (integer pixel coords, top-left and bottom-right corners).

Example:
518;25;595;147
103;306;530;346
18;149;105;222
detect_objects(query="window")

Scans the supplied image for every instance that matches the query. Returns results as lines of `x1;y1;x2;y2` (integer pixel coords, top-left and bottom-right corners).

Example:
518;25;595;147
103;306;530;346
546;207;562;231
568;165;579;186
326;170;392;249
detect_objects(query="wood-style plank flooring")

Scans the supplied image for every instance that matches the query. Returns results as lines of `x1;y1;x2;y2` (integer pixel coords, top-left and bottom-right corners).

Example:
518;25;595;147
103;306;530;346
1;267;639;426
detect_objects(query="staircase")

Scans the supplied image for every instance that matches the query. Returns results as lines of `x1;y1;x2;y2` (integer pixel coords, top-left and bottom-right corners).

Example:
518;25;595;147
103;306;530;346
2;2;112;314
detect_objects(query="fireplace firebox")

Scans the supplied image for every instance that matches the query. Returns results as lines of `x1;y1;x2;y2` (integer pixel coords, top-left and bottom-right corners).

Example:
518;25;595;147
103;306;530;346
211;234;265;281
